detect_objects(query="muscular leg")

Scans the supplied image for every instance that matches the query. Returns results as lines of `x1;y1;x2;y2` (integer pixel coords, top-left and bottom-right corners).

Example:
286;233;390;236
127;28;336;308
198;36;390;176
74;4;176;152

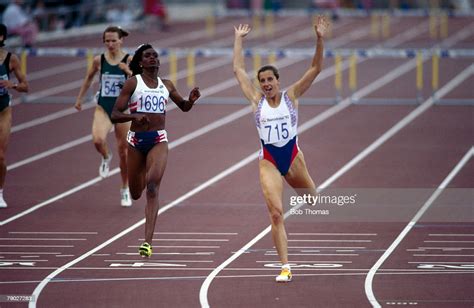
91;106;113;159
259;159;288;265
0;107;12;189
285;151;317;195
144;142;168;244
127;146;146;200
114;122;130;188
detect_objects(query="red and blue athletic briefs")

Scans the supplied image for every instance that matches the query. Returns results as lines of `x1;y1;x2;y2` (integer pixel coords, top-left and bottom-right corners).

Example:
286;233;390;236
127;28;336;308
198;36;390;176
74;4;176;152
255;91;299;175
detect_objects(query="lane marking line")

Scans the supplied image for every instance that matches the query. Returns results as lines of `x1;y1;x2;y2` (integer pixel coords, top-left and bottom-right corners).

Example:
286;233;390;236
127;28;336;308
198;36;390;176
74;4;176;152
364;146;474;308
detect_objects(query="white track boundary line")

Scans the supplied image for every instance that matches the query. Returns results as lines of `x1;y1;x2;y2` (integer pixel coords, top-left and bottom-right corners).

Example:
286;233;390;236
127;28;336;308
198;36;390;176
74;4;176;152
198;62;474;308
364;146;474;308
7;135;92;171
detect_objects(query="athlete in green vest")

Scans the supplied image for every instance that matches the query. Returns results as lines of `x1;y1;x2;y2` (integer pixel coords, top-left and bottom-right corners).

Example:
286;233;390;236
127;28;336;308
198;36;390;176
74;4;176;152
75;26;133;207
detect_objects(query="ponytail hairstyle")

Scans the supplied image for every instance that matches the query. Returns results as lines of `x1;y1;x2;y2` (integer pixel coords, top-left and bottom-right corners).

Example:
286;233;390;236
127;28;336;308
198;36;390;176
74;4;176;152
102;25;129;42
129;43;153;76
0;24;7;47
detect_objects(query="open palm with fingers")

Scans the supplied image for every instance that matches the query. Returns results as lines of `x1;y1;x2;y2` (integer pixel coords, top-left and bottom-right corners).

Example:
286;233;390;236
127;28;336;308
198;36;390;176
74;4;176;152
234;24;251;38
314;16;329;39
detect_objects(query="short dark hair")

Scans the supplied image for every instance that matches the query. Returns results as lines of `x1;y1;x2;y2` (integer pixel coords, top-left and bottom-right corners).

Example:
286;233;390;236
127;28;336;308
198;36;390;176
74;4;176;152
102;26;129;42
129;44;154;76
257;65;279;81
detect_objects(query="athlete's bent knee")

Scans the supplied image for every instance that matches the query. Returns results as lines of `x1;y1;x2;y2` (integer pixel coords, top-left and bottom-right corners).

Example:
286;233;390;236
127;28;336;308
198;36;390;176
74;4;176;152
270;210;283;226
146;182;159;199
92;136;106;148
131;190;142;200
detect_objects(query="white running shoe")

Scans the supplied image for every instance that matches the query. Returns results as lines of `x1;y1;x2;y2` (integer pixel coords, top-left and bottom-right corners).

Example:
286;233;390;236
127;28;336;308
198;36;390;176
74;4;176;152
99;153;113;178
121;188;132;207
0;194;7;208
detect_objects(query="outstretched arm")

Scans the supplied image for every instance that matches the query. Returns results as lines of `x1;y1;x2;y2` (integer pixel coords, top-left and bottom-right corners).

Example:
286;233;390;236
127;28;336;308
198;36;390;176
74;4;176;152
5;54;28;93
75;55;100;111
233;24;260;107
164;79;200;112
287;16;328;101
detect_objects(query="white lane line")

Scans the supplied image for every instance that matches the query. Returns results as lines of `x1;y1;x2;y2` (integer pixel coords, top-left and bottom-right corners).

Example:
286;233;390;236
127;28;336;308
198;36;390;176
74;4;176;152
288;239;372;242
429;234;474;237
365;146;474;308
413;254;474;257
289;246;367;249
424;240;474;243
255;260;353;263
142;239;229;242
121;246;220;249
0;252;60;255
438;248;474;250
408;261;474;264
265;253;359;256
0;245;73;248
320;63;473;189
9;232;98;235
155;232;238;235
0;238;86;241
199;56;474;308
143;252;214;256
289;233;378;236
105;260;213;263
0;259;48;262
7;135;92;171
11;102;95;133
0;176;102;226
6;270;474;286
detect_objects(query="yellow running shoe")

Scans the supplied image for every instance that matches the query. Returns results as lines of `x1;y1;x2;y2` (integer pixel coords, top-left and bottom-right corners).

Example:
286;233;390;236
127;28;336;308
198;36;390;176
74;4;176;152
139;242;152;258
275;268;292;282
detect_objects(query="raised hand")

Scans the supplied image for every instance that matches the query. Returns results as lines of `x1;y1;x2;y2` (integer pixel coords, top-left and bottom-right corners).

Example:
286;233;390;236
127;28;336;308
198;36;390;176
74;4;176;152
314;16;329;39
189;87;201;103
234;24;251;38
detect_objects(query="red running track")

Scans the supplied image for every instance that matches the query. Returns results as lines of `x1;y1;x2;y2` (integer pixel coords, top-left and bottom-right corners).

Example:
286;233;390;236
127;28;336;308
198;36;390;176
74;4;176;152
1;15;473;307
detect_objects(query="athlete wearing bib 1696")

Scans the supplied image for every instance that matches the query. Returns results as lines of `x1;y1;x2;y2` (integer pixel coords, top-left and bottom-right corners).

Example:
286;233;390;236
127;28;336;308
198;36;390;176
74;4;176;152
98;53;129;119
126;75;169;154
255;91;298;176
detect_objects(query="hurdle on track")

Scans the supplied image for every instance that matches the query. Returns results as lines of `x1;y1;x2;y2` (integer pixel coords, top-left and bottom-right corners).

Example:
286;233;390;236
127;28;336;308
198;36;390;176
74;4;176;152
17;47;474;106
